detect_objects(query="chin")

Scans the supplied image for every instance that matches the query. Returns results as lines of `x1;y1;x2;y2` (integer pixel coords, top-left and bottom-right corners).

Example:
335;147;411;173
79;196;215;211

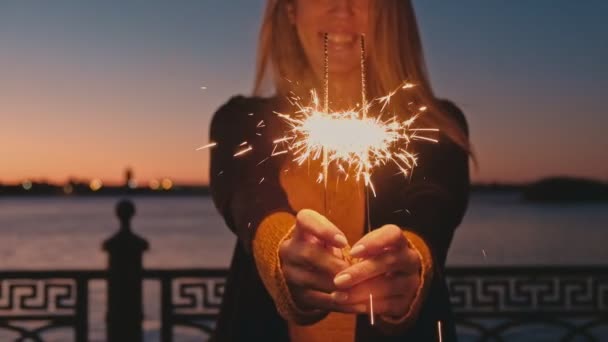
328;61;360;75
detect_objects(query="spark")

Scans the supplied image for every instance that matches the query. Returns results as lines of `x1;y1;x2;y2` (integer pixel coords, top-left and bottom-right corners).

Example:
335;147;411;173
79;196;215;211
271;150;288;157
411;135;439;143
402;82;415;89
369;293;375;325
437;321;443;342
273;136;292;144
257;157;270;166
377;87;399;112
259;177;265;184
257;120;266;128
200;86;207;90
239;141;248;146
316;172;323;183
195;142;217;151
410;128;439;132
274;92;437;191
270;144;289;157
233;146;252;157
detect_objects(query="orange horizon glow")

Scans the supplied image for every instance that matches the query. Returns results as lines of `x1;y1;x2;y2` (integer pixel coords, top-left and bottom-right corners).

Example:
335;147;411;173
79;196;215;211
2;2;607;188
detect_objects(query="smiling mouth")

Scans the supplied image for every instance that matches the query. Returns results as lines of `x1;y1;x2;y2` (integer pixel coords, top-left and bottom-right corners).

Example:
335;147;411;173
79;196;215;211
320;32;359;51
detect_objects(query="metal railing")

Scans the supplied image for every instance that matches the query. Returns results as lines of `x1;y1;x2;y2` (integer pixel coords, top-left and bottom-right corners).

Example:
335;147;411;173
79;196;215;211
1;199;606;341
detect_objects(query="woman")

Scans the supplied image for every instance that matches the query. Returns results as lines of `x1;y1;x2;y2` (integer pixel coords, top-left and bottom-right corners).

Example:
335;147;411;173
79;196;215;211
209;0;470;341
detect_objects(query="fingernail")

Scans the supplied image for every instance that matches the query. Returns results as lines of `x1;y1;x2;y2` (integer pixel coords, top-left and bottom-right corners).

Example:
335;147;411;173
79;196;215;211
334;273;352;287
332;291;349;302
350;244;365;257
334;234;348;247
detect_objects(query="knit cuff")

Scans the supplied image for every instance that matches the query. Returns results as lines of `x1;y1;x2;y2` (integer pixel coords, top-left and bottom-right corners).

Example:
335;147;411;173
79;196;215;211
252;211;328;325
377;230;434;329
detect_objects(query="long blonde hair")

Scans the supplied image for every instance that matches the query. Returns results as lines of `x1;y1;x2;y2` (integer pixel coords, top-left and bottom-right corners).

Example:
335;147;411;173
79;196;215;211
253;0;470;152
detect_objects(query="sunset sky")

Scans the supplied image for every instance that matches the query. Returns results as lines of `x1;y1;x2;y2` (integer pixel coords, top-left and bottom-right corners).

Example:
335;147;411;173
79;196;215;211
1;1;607;186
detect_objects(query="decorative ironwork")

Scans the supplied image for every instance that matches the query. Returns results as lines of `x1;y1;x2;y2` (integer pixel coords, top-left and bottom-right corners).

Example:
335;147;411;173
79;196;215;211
145;268;229;342
0;280;75;313
1;268;607;341
446;266;608;341
0;271;105;342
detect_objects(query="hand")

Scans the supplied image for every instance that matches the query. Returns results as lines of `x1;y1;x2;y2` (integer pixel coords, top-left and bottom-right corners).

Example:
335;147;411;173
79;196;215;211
330;224;421;318
279;209;364;314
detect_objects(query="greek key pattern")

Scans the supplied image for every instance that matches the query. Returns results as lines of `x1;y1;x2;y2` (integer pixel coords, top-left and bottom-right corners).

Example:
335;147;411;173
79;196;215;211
170;277;225;315
0;279;76;315
447;273;608;314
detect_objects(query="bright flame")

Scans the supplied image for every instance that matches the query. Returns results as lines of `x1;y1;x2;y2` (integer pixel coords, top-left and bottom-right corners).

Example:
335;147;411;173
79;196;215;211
274;87;437;193
300;112;389;157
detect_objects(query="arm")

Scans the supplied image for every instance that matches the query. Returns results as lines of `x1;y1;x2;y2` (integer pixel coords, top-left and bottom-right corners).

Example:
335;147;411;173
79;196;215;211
374;100;470;330
209;96;295;254
209;97;322;323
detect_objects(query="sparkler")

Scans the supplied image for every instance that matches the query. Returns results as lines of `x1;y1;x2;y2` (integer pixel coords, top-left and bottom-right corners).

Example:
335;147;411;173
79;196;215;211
273;34;438;325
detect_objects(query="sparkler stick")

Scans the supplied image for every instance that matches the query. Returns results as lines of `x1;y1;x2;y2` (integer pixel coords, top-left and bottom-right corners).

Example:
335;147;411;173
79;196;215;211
360;34;372;235
320;32;374;324
359;34;376;325
322;32;330;214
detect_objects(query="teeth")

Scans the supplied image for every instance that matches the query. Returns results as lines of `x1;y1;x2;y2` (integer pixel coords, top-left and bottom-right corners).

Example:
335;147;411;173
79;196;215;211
327;34;355;44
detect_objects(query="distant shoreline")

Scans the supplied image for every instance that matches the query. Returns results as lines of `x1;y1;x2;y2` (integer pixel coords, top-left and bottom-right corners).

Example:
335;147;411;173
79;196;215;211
2;177;606;202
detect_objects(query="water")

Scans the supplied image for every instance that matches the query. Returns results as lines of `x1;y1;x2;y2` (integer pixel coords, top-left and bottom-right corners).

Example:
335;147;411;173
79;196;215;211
0;193;607;341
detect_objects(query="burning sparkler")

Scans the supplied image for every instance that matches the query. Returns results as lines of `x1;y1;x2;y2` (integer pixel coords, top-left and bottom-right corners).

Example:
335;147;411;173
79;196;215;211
273;33;438;325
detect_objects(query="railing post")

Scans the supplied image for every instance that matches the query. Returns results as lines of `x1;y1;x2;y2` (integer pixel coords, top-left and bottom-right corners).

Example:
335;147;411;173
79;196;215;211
160;277;172;342
74;278;89;342
102;199;149;342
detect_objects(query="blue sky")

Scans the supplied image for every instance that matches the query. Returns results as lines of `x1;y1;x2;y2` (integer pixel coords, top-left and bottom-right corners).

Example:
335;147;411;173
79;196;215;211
1;0;606;184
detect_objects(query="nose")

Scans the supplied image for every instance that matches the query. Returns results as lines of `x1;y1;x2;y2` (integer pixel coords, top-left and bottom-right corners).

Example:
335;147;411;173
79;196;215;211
329;0;354;19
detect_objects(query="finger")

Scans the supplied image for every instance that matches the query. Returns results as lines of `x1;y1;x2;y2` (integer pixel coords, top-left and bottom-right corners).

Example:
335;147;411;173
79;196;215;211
295;209;348;248
289;240;349;275
298;290;367;314
283;264;336;293
333;249;419;289
349;224;407;258
332;273;418;305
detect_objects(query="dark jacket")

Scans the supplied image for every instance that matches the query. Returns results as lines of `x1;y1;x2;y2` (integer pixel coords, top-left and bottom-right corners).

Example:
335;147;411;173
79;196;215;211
208;95;470;341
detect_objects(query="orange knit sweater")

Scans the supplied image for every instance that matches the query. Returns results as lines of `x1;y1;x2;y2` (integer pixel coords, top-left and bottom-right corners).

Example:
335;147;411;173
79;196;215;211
251;159;434;341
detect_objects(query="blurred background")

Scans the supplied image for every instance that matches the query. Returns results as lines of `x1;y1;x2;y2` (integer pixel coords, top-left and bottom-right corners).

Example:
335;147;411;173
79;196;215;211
1;1;607;341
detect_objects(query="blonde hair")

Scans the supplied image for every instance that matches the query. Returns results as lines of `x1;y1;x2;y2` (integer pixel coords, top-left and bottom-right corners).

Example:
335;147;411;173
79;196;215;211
253;0;470;152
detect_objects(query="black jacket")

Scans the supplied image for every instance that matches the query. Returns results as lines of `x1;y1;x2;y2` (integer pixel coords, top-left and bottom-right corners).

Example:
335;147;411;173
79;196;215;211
208;95;470;341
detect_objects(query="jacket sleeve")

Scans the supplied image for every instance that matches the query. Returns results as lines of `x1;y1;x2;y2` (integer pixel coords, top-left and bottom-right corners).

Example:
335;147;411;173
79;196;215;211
209;96;325;324
372;100;470;331
382;99;470;267
209;96;296;254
